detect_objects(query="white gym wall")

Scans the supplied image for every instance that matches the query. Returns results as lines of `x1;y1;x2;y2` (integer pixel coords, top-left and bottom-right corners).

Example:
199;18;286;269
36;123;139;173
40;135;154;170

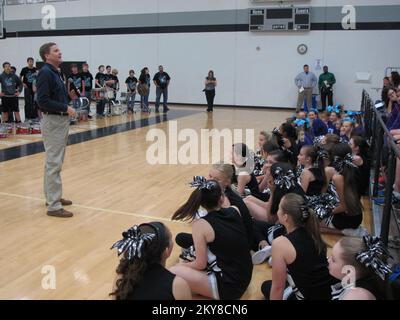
0;0;399;109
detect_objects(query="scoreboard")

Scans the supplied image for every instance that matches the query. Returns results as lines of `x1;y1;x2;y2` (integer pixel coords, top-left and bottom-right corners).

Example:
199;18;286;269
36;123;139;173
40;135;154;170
249;7;310;32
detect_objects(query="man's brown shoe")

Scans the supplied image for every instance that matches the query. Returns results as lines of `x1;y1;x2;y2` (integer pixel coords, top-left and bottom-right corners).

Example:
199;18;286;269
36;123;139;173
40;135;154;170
46;199;73;206
60;199;73;206
47;209;73;218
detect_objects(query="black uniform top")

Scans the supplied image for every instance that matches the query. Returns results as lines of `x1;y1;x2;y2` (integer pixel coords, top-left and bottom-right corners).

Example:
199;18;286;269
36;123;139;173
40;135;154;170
285;227;336;300
225;187;254;249
126;264;175;300
202;207;253;300
306;167;324;196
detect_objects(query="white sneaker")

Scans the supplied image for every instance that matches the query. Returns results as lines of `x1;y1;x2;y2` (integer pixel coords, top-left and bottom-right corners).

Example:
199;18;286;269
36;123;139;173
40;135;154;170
283;286;293;300
252;246;272;265
342;226;369;237
267;256;273;267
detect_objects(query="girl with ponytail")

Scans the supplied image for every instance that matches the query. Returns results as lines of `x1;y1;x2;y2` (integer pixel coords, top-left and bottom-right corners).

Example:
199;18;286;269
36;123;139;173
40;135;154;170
110;222;191;300
170;179;253;300
327;143;365;234
297;145;327;196
349;136;370;196
261;193;335;300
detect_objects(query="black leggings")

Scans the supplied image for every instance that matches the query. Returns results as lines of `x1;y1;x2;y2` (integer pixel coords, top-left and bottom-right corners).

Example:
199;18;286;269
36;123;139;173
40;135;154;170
205;89;215;111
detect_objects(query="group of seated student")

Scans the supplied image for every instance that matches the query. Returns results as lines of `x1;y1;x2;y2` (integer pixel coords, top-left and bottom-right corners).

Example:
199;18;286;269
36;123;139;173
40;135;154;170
108;104;396;300
109;182;393;300
381;85;400;209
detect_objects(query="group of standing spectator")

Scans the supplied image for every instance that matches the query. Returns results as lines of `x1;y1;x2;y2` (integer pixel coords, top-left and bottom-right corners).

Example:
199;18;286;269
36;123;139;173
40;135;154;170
295;64;336;112
0;58;38;123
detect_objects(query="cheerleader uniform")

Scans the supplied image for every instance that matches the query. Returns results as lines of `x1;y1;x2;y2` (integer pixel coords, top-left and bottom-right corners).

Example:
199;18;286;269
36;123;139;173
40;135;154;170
262;227;335;300
202;207;253;300
127;264;176;300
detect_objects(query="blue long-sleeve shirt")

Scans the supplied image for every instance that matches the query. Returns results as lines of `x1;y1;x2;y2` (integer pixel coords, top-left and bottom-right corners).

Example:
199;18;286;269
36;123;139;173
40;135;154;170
36;63;68;113
295;72;317;88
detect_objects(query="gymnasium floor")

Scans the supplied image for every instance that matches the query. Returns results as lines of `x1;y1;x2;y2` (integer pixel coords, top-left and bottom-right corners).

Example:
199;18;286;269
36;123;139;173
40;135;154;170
0;105;371;300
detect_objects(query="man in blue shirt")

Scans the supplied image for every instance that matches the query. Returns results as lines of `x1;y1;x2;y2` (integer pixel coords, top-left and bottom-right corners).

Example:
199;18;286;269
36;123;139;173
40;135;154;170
295;64;317;112
36;42;76;218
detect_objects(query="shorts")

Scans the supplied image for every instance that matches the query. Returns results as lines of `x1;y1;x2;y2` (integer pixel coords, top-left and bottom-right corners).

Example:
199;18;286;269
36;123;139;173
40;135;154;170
1;96;19;113
331;213;362;230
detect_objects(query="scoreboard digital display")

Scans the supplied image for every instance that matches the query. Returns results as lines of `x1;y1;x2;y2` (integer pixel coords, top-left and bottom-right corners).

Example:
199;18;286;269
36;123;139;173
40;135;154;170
249;7;310;32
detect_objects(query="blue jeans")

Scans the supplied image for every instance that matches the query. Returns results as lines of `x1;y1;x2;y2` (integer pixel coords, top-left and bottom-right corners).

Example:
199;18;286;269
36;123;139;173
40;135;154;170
155;87;168;109
84;91;91;113
127;92;136;110
141;91;149;109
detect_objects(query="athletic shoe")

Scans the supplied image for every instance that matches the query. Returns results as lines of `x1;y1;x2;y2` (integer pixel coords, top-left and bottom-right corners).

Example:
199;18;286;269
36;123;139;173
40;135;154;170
179;246;196;262
251;246;272;265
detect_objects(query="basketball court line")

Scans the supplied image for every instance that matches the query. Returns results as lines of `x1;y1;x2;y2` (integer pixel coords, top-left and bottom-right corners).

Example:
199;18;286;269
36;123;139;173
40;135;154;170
0;108;200;163
0;191;185;225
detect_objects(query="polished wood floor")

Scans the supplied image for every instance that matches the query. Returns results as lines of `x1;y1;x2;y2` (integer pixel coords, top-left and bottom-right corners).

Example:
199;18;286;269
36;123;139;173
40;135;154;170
0;106;372;300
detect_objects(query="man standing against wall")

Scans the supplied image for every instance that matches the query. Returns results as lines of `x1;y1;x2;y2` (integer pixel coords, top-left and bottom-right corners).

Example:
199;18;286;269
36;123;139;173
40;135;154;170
0;62;23;123
318;65;336;111
81;63;93;118
295;64;317;112
153;65;170;113
95;65;106;117
20;57;37;120
37;42;76;218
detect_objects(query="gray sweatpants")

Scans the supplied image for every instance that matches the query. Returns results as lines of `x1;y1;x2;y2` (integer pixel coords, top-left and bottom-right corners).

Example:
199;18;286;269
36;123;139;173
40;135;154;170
42;114;70;211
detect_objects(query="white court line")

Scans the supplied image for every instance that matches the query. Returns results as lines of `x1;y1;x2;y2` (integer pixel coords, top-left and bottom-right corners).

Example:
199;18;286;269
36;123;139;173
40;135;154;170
0;191;185;225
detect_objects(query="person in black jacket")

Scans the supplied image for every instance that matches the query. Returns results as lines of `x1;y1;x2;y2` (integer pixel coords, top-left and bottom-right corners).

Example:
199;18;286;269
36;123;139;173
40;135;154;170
20;57;37;120
36;42;76;218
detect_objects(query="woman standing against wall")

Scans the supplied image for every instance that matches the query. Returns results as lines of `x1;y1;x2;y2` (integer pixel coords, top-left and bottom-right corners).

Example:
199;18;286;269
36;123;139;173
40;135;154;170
139;67;151;111
204;70;217;112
